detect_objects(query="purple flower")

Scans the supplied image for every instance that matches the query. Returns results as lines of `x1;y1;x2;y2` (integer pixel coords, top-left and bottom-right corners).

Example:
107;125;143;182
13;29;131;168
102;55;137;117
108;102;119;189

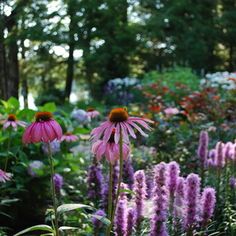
146;170;154;199
123;159;134;189
174;177;185;219
207;149;217;167
224;142;234;161
28;160;44;177
167;161;180;196
87;163;103;201
126;208;136;236
115;183;128;236
133;170;147;226
92;209;106;231
229;177;236;189
197;131;209;167
215;142;225;168
0;169;12;183
53;173;64;192
150;162;168;236
184;173;201;229
42;140;60;155
200;187;216;226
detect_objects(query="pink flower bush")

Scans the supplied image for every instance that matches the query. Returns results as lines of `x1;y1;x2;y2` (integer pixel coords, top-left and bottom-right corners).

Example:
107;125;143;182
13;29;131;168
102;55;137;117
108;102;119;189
3;114;26;130
0;169;12;183
22;112;62;144
60;133;78;142
91;107;153;143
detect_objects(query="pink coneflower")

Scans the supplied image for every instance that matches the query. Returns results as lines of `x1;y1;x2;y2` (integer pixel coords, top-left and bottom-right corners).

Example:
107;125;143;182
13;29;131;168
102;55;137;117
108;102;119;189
0;169;12;183
91;108;153;143
60;132;78;142
92;129;130;165
22;112;62;144
3;114;27;130
87;108;100;118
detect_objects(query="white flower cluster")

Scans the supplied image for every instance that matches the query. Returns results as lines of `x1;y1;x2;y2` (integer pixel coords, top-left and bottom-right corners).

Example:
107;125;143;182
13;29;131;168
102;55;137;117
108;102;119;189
201;72;236;90
107;77;139;88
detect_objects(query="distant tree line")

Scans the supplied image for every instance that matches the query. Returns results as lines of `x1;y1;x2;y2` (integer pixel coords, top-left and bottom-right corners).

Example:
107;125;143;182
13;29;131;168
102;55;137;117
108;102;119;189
0;0;236;101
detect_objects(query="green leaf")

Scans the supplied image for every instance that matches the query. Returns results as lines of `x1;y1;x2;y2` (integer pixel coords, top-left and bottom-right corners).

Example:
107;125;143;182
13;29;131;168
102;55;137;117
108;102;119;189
91;214;111;226
13;225;54;236
120;188;135;195
39;102;57;113
8;97;20;110
57;204;93;214
59;226;79;231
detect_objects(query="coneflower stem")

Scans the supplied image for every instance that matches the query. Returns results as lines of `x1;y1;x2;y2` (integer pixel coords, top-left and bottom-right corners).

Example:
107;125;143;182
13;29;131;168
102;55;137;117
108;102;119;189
107;132;123;235
4;129;12;171
48;143;60;236
106;164;113;236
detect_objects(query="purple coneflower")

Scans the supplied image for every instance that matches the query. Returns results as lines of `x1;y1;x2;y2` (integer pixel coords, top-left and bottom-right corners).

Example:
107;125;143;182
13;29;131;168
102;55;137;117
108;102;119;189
3;114;26;130
22;112;62;144
92;129;130;165
60;132;78;142
91;107;153;143
0;169;12;183
150;162;168;236
200;187;216;226
184;173;201;230
87;108;100;118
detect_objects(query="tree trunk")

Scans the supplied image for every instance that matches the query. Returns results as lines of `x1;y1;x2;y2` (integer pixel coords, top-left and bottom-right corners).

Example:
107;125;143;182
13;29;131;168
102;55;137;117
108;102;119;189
229;44;234;72
64;1;76;101
0;2;7;99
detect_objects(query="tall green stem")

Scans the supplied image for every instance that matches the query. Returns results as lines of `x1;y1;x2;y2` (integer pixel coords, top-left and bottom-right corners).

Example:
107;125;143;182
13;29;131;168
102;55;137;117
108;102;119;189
4;129;12;171
48;143;60;236
106;131;123;235
105;164;113;236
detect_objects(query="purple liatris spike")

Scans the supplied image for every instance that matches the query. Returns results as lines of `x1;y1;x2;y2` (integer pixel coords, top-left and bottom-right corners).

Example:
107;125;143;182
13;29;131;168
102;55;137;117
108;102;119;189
133;170;147;225
173;177;185;219
123;159;134;189
229;177;236;189
146;170;154;199
126;208;136;236
197;131;209;167
150;162;168;236
167;161;180;196
200;187;216;225
184;173;201;229
87;163;103;201
224;142;234;161
92;209;106;231
215;142;225;168
53;173;64;192
115;183;128;236
207;149;216;167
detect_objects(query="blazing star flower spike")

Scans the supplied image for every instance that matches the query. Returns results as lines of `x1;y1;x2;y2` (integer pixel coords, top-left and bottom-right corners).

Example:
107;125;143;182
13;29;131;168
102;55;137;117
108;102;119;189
22;112;62;144
3;114;27;130
91;107;153;144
